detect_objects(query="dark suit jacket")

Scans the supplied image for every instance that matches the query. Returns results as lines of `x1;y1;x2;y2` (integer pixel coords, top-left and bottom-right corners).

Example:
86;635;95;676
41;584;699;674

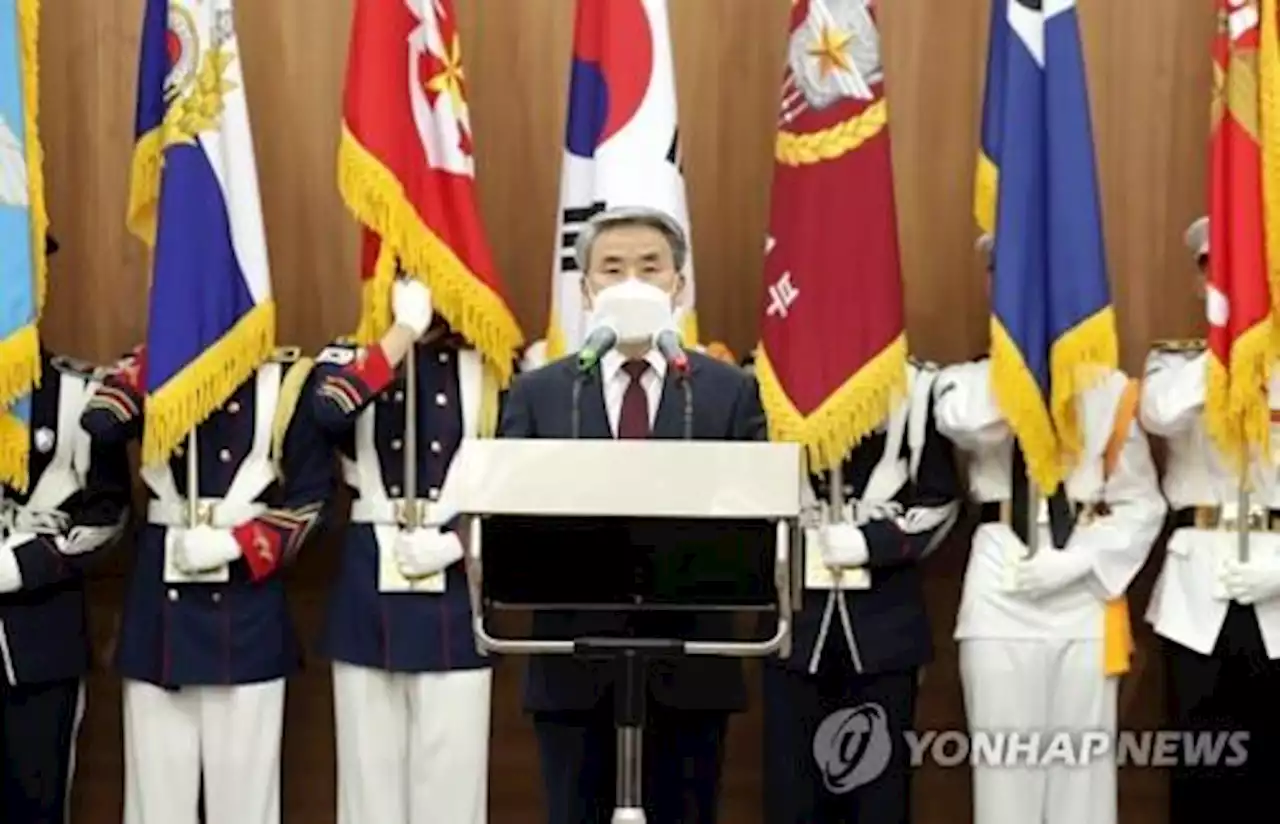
497;350;766;713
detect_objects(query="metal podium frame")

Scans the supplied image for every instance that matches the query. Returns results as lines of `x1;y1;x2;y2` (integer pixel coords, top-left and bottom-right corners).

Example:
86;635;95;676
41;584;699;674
463;494;798;824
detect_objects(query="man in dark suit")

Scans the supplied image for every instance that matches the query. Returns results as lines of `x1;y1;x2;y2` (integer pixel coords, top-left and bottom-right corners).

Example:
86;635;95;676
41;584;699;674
498;206;766;824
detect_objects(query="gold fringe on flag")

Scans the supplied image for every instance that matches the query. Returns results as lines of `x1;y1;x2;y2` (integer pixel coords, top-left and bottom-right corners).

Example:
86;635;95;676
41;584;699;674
0;0;50;492
973;151;999;237
126;127;164;247
1262;0;1280;343
1206;320;1274;471
140;302;276;468
989;307;1118;494
337;125;524;387
755;334;908;474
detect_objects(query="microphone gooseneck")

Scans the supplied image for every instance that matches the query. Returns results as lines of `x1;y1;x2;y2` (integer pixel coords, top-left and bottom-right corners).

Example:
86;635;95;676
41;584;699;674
681;377;693;441
654;328;689;377
571;371;586;440
578;323;619;373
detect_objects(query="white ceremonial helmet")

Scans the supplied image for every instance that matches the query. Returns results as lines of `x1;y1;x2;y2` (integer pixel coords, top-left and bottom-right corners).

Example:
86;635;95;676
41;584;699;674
1184;216;1209;265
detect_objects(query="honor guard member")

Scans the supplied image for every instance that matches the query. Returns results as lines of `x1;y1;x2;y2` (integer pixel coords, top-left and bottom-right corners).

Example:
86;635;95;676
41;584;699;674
934;234;1165;824
1142;216;1280;823
0;237;132;824
311;277;499;824
80;342;329;824
763;360;961;824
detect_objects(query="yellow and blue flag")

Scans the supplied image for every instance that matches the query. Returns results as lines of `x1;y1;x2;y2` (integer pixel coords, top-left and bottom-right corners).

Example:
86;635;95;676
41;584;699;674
129;0;274;467
977;0;1117;493
0;0;47;492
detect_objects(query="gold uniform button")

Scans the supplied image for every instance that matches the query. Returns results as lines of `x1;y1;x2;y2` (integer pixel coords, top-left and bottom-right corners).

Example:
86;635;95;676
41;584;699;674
211;592;222;604
428;487;440;500
167;589;178;602
393;391;405;403
227;401;241;414
391;439;403;451
435;393;447;407
219;449;233;463
430;441;441;454
438;351;450;364
390;485;401;497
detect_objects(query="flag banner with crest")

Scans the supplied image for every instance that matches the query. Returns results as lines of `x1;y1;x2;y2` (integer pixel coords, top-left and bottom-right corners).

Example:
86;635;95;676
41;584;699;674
544;0;698;360
977;0;1117;493
338;0;522;385
129;0;275;468
755;0;905;473
0;0;46;491
1205;0;1280;468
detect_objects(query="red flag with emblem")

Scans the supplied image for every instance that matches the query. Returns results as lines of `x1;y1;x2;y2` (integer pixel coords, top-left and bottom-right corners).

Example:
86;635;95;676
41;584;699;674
338;0;522;383
755;0;906;472
1204;0;1277;466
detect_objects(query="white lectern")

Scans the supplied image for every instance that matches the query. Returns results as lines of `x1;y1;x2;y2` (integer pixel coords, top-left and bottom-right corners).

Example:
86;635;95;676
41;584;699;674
447;439;802;824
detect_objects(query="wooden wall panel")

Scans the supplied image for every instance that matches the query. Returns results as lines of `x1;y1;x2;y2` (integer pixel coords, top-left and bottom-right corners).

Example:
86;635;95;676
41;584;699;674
37;1;1217;822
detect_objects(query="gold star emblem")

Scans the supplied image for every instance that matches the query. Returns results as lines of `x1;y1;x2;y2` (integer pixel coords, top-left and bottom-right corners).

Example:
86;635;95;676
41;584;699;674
808;23;855;79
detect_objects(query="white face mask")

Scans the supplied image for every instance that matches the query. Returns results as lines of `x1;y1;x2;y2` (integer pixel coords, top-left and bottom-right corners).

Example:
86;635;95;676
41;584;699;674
587;278;676;344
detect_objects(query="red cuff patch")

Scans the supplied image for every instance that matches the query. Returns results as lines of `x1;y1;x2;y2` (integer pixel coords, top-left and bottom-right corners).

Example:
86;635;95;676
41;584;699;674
349;344;393;394
233;522;282;582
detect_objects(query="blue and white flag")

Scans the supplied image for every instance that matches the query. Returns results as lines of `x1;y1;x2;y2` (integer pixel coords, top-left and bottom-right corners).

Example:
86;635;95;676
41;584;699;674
129;0;274;467
0;0;46;492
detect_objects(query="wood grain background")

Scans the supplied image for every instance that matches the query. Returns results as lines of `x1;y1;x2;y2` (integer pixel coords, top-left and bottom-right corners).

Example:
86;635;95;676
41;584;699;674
39;0;1215;821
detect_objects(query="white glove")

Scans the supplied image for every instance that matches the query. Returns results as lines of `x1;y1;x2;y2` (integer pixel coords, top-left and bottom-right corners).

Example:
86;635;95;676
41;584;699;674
392;278;433;337
176;525;242;573
393;528;463;579
818;523;869;568
1221;556;1280;605
0;544;22;593
1008;549;1094;600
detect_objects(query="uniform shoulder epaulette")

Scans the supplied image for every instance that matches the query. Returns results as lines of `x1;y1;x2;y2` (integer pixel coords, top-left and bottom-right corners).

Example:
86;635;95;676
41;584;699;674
271;346;302;364
1153;338;1206;353
50;354;101;379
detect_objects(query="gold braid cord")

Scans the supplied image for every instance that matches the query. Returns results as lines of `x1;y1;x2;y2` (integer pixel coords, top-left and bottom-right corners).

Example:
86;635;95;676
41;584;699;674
775;99;888;167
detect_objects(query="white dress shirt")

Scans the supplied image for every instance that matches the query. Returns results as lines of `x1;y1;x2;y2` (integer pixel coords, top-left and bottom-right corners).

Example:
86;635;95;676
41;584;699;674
600;348;667;436
1141;345;1280;657
933;360;1165;640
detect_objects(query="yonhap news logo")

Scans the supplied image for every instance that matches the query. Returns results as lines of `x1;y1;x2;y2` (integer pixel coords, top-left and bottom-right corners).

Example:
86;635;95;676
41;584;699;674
811;702;1249;789
904;729;1250;768
811;703;894;794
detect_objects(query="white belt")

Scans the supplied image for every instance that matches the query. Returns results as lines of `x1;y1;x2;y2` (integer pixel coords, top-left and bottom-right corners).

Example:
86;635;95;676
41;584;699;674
147;499;266;529
349;498;452;526
0;501;69;536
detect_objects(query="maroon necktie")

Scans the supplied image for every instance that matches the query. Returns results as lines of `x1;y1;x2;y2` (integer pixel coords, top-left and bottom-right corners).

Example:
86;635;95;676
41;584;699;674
617;360;651;439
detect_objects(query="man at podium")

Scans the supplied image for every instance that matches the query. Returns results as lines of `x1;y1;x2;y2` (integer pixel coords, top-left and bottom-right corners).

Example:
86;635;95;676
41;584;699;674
498;206;766;824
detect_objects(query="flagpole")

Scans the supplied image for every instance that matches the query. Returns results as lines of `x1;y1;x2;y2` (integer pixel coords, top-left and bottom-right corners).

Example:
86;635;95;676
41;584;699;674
1025;484;1041;559
186;430;199;527
1238;465;1250;563
404;344;420;531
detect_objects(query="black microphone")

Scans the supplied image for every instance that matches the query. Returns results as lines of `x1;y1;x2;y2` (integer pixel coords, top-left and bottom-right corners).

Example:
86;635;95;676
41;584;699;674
577;322;619;373
653;329;693;440
654;327;690;377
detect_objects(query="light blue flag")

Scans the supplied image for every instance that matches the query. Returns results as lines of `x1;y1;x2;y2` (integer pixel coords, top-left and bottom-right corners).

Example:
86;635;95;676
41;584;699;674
0;0;45;492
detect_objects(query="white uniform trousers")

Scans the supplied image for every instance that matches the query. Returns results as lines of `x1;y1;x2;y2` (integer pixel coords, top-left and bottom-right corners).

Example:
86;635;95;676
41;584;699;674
959;639;1117;824
333;662;491;824
122;678;285;824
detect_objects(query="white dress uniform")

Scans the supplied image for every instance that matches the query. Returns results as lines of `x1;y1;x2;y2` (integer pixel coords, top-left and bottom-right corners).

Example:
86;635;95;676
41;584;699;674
1142;338;1280;822
934;359;1165;824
